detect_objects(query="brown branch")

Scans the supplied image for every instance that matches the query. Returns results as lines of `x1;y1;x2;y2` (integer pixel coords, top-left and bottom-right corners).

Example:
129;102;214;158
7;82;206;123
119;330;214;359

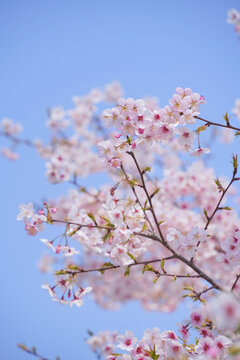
51;217;223;291
69;175;101;201
195;115;240;132
204;174;237;231
231;274;240;291
0;131;35;148
134;232;223;291
52;218;114;231
193;285;215;301
121;164;155;233
64;257;202;280
17;344;52;360
191;161;239;262
127;151;165;242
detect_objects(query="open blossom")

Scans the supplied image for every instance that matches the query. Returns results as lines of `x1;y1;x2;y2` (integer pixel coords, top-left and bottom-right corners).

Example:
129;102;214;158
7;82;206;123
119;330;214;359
37;253;55;273
209;293;240;331
232;98;240;121
103;81;124;103
116;330;137;351
7;81;240;359
17;203;34;221
190;311;203;327
0;117;23;135
166;228;184;250
1;147;19;160
177;126;196;147
190;147;210;157
40;239;79;256
109;244;133;266
69;287;92;307
99;88;206;167
227;9;240;24
227;9;240;35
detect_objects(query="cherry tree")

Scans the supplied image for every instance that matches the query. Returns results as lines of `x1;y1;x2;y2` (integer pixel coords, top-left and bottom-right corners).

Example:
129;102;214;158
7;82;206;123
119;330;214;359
2;10;240;360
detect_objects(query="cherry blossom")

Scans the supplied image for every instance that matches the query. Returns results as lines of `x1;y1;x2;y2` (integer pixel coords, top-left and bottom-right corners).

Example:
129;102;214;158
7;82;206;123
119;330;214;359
17;203;34;221
3;79;240;359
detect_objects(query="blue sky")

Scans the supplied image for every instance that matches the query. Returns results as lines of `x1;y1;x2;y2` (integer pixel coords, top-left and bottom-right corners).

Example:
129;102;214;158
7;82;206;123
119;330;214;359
1;1;240;359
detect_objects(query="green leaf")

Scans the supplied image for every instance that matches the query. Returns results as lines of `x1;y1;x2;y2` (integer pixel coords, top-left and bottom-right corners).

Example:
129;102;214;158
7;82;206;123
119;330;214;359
87;213;97;225
145;347;160;360
102;262;114;267
87;329;94;336
153;274;160;283
124;267;130;276
142;166;151;174
195;124;208;134
127;252;136;261
214;178;224;192
223;112;230;126
31;347;37;354
54;270;68;275
97;270;105;275
142;264;155;274
203;208;208;220
150;188;160;198
229;346;240;355
18;344;28;351
67;265;81;271
232;154;238;171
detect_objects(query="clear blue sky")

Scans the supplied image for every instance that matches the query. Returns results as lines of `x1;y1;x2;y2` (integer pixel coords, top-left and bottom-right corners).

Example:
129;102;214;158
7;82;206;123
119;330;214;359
1;1;240;359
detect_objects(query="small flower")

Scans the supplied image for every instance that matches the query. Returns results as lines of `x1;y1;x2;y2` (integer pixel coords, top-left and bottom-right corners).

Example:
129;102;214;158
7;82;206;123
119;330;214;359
190;311;203;327
41;282;56;297
116;330;137;351
191;147;210;157
17;203;34;221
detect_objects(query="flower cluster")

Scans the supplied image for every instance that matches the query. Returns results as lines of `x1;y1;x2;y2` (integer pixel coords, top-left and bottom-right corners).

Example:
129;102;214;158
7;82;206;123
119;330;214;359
42;277;92;307
6;81;240;359
232;98;240;121
88;325;233;359
166;226;207;259
99;88;206;169
227;8;240;36
217;227;240;271
0;118;23;160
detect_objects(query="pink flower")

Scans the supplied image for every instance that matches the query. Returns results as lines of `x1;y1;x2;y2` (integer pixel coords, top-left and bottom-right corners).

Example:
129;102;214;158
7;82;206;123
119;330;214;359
17;203;34;221
190;311;203;327
116;330;137;351
191;147;210;157
110;158;122;168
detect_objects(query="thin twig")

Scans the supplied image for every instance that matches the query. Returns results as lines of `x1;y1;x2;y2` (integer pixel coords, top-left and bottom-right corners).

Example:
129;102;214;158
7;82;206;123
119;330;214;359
231;274;240;291
195;115;240;132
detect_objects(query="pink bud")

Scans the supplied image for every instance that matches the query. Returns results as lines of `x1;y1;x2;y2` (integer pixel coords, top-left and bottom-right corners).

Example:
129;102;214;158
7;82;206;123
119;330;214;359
56;244;61;254
51;207;57;213
38;209;44;215
114;133;121;139
131;142;136;149
138;128;144;135
110;158;121;168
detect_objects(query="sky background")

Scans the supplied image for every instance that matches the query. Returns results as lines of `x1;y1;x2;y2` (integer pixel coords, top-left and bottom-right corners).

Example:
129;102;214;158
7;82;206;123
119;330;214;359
1;0;240;359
